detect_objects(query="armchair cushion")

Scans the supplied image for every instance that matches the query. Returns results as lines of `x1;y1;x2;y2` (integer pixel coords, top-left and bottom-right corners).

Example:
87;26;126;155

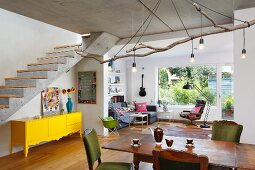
97;162;131;170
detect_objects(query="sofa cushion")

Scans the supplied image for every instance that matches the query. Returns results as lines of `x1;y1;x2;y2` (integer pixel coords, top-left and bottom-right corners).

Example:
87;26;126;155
135;102;147;112
144;111;157;117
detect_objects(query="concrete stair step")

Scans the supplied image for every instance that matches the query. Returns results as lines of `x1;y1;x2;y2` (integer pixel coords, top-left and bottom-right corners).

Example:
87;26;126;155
27;61;66;66
17;68;57;73
27;62;65;70
0;85;36;88
0;94;22;98
46;50;76;57
17;68;57;77
0;85;36;97
54;43;81;49
0;105;9;109
5;76;47;80
37;55;74;60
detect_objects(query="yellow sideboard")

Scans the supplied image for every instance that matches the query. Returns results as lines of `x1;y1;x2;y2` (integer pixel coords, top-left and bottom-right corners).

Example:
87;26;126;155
10;112;82;157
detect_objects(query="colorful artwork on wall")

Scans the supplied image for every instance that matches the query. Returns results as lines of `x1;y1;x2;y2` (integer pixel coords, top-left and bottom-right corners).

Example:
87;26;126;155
41;87;60;115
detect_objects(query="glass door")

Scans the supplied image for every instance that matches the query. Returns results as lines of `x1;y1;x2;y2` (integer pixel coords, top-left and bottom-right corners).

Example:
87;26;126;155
221;65;234;120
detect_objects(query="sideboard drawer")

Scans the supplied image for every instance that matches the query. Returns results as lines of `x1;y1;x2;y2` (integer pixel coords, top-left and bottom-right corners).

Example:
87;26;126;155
67;123;81;134
26;119;49;143
66;112;81;125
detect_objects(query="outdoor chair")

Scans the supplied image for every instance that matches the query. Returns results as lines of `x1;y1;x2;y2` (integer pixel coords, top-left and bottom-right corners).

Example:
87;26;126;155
152;149;209;170
211;120;243;143
180;100;206;125
83;129;132;170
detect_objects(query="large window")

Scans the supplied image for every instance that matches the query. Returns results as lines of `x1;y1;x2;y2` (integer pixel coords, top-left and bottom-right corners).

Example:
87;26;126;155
158;64;234;119
159;65;217;106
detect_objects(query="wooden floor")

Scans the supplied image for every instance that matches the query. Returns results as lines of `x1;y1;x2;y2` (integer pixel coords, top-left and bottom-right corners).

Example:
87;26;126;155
0;122;202;170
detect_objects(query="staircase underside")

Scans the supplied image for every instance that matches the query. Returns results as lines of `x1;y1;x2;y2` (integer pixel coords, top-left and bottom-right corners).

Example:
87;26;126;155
0;32;119;121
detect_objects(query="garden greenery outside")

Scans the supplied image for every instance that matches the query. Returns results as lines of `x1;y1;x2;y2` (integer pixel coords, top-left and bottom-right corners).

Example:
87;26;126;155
159;65;217;106
159;65;234;119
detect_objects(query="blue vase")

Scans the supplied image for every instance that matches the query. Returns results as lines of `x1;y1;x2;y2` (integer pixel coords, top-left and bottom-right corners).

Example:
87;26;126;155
66;97;73;113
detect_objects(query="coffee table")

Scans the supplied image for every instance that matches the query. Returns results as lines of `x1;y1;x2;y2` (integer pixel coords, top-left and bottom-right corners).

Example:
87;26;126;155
129;113;148;131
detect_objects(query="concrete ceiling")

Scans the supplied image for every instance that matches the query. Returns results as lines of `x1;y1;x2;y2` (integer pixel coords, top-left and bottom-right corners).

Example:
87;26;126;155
0;0;255;38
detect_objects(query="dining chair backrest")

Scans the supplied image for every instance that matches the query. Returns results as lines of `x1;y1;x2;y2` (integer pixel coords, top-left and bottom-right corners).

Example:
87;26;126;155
83;129;101;170
211;120;243;143
152;149;208;170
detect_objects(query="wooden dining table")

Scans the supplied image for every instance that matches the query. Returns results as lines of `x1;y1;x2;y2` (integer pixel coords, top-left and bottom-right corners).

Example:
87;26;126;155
102;133;255;170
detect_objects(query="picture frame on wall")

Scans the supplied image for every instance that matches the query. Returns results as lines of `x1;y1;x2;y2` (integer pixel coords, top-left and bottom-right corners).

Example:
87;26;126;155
78;71;96;104
41;87;60;115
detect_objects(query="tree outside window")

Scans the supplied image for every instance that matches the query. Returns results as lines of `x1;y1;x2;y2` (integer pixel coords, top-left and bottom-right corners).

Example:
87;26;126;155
159;65;217;106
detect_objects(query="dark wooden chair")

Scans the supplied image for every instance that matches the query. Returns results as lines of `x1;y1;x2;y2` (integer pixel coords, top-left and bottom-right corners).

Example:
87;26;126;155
83;129;132;170
211;120;243;143
152;149;209;170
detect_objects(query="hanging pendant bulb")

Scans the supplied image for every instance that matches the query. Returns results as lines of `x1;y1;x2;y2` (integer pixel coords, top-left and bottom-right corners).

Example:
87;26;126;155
108;60;113;72
190;40;195;63
199;38;205;50
241;49;246;59
190;53;195;63
132;50;137;72
198;13;205;50
241;29;246;59
132;62;137;72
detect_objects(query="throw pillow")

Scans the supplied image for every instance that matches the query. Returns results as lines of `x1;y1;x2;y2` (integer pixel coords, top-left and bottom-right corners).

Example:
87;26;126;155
115;108;124;116
135;102;147;112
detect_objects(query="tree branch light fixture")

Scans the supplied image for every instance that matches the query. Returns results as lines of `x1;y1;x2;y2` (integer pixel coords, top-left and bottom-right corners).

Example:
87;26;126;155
76;0;255;64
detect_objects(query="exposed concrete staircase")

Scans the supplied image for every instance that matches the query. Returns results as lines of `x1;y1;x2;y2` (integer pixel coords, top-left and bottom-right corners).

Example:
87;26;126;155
0;32;119;121
0;44;83;121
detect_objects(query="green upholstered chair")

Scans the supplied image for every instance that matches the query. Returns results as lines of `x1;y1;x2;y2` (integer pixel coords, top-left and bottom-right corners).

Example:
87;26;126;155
83;129;132;170
211;120;243;143
152;149;209;170
99;116;119;136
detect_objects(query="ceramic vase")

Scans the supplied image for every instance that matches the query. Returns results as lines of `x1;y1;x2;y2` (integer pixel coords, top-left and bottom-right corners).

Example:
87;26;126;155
66;97;73;113
154;126;164;145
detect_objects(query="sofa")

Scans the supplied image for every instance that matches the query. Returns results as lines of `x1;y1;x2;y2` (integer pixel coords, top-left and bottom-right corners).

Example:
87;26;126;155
108;102;158;129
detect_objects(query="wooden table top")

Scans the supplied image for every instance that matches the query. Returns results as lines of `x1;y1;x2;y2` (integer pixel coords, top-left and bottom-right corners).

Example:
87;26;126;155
102;133;249;169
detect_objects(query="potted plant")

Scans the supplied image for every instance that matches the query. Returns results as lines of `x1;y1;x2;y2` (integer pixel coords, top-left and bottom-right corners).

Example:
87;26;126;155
223;96;234;116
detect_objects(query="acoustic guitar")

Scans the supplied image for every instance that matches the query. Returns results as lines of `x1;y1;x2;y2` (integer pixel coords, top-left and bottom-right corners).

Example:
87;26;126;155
139;74;146;97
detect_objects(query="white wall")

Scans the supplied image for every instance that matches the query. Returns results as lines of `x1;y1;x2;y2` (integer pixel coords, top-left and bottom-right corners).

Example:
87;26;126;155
0;9;80;157
0;8;80;84
234;7;255;144
126;33;233;122
76;58;105;135
0;68;78;157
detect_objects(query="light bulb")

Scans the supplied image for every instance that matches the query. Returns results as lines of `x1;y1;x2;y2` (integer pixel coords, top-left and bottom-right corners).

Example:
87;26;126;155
241;49;246;59
108;61;113;72
190;53;195;63
199;38;205;50
132;62;137;72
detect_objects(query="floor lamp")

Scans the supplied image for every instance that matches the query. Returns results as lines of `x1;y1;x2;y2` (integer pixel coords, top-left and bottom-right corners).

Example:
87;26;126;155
183;82;211;128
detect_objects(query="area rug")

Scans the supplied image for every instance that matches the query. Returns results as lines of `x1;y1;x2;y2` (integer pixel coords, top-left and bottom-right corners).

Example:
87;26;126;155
164;126;212;139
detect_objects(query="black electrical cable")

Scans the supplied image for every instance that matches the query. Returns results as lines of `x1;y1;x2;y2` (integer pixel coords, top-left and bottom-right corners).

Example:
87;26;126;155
134;0;161;48
137;0;174;32
170;0;190;37
114;0;161;57
186;0;246;23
